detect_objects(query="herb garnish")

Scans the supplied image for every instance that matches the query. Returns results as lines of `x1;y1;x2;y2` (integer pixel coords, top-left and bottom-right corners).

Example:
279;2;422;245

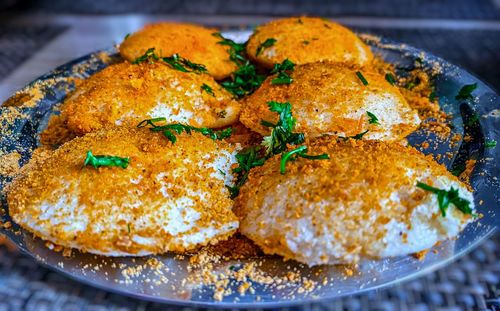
227;145;267;198
302;40;310;45
137;118;232;143
271;59;295;85
340;130;369;141
385;73;396;85
366;111;380;125
201;83;215;96
132;48;207;74
84;151;129;169
256;38;277;56
212;33;266;98
132;48;160;64
162;54;207;74
355;71;368;85
485;140;497;148
124;33;130;40
416;182;473;217
455;83;477;101
280;146;329;174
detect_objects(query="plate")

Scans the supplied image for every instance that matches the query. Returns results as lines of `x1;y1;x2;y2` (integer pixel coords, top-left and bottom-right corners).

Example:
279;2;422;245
0;30;498;308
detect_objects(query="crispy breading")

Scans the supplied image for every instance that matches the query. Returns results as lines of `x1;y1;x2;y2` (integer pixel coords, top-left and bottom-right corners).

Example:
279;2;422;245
240;62;420;141
57;61;240;136
235;138;474;266
246;17;373;68
7;127;239;256
119;23;237;80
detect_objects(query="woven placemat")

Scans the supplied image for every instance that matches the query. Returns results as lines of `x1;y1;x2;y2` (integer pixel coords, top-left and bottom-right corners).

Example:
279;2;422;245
0;24;67;80
0;233;498;310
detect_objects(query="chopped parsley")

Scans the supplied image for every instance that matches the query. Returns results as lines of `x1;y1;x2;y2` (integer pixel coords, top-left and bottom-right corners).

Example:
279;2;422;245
227;145;267;198
466;113;480;127
416;182;473;217
132;48;207;74
485;140;497;148
124;33;130;40
261;101;304;155
137;118;232;144
132;47;159;64
385;73;396;85
271;59;295;85
221;61;266;98
455;83;477;101
340;130;369;141
84;151;129;169
162;54;207;74
201;83;215;96
280;146;329;174
212;33;265;98
366;111;380;125
355;71;368;85
302;40;310;45
256;38;277;56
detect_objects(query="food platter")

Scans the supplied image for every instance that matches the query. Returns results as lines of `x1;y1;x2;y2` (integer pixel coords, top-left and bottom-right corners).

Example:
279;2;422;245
0;30;498;308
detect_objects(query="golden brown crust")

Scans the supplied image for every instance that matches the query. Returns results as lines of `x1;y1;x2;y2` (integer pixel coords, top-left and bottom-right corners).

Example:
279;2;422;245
246;17;373;68
119;23;238;80
240;61;420;140
56;61;240;136
8;127;238;255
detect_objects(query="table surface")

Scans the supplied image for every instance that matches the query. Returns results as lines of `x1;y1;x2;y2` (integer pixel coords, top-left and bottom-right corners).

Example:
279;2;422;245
0;9;499;311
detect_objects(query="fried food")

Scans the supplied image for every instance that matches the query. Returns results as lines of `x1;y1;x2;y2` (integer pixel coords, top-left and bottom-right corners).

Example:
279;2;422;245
235;138;475;266
7;127;239;256
58;61;239;136
119;23;237;80
240;62;420;141
246;17;373;68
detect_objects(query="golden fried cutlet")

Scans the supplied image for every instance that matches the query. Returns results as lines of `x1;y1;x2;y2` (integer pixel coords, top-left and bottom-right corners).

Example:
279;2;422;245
240;62;420;141
59;61;239;136
120;23;238;80
8;127;239;256
235;138;475;266
246;17;373;68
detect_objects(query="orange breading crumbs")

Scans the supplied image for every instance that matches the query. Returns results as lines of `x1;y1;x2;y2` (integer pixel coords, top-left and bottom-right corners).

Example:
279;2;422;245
413;249;429;261
7;127;239;255
51;61;240;136
246;17;373;69
240;61;419;141
235;138;474;265
119;23;238;80
0;152;21;177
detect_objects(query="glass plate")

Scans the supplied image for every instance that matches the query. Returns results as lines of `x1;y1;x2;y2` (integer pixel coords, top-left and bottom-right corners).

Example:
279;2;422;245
0;30;498;308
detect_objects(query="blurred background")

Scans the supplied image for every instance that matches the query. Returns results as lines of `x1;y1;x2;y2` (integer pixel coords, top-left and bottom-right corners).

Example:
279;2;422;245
0;1;498;310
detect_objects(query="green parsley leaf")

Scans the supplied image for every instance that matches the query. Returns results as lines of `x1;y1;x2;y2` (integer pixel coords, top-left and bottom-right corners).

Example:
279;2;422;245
212;32;247;66
366;111;380;125
451;163;466;177
124;33;130;40
256;38;277;56
455;83;477;101
485;140;497;148
351;130;369;140
261;101;304;155
221;61;266;98
132;47;160;64
466;113;479;127
84;150;129;169
302;40;310;45
355;71;368;85
227;145;267;198
137;118;232;143
385;73;396;85
201;83;215;96
280;146;329;174
162;54;207;74
271;59;295;85
416;182;473;217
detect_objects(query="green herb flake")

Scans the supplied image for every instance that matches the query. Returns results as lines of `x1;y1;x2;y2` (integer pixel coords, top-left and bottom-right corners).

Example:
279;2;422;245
385;73;396;85
137;118;232;143
355;71;368;86
302;40;310;45
366;111;380;125
162;54;207;74
485;140;497;148
132;47;160;64
213;32;247;66
429;89;437;102
297;18;303;24
455;83;477;101
124;33;131;40
256;38;277;56
221;61;266;98
201;83;215;96
271;59;295;85
416;182;474;217
227;145;267;198
83;150;129;169
280;146;329;174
